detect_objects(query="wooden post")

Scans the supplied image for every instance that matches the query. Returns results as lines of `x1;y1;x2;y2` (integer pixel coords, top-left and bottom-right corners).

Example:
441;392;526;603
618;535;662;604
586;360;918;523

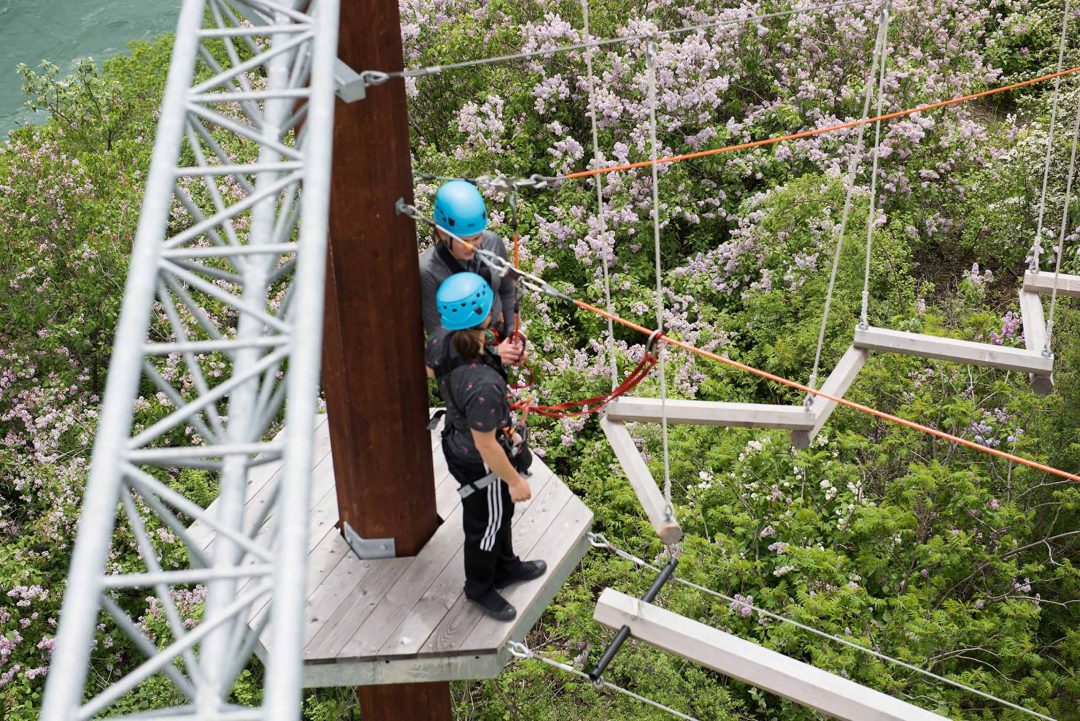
323;0;449;718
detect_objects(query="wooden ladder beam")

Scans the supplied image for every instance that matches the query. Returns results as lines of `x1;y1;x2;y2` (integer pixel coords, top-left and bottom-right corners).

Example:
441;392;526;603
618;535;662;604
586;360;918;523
1024;270;1080;297
594;589;950;721
1018;290;1054;395
791;346;868;449
853;326;1053;374
607;397;815;431
599;417;683;545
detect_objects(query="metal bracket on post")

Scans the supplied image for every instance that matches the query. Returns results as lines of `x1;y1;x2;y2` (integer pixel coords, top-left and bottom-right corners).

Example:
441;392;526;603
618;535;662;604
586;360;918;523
343;521;396;559
334;60;389;103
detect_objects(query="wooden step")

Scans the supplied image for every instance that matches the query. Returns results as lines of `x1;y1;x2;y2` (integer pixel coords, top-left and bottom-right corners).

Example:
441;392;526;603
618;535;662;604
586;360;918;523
1024;270;1080;297
853;326;1053;374
607;397;815;431
595;589;949;721
599;417;683;545
791;346;868;449
1018;290;1054;395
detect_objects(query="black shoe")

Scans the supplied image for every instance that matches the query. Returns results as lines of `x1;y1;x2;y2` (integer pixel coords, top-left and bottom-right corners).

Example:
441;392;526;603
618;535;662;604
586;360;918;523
494;560;547;589
468;589;517;621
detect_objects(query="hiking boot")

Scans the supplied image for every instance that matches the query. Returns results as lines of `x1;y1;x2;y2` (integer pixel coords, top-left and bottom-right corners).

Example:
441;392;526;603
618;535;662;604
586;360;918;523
468;588;517;621
494;560;547;590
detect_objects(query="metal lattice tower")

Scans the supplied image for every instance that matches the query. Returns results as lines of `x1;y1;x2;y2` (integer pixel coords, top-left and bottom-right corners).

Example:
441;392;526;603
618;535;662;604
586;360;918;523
41;0;338;718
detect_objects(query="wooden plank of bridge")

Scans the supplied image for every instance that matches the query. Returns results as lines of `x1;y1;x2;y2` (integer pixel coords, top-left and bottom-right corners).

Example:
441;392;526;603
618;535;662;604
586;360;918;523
791;346;868;449
607;397;815;431
594;589;950;721
600;416;682;545
1019;289;1054;395
853;326;1054;374
1024;270;1080;297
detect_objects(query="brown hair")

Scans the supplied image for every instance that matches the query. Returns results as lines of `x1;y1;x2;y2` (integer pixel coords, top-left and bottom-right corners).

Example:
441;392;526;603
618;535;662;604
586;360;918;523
451;328;484;363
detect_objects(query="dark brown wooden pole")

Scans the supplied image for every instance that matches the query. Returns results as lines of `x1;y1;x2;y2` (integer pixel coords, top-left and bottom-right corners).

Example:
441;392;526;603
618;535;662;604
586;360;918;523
323;0;449;717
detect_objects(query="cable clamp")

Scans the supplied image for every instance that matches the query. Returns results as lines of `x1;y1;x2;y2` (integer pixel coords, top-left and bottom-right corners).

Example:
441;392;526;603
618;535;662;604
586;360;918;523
334;61;390;103
588;532;611;549
507;641;531;659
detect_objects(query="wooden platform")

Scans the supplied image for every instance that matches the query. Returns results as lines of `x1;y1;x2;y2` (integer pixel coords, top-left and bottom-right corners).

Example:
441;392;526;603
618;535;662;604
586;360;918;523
190;414;593;687
853;325;1053;374
1024;270;1080;297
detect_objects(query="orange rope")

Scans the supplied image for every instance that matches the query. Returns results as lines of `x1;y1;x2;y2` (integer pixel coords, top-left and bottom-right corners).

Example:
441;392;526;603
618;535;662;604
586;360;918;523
562;66;1080;181
573;299;1080;483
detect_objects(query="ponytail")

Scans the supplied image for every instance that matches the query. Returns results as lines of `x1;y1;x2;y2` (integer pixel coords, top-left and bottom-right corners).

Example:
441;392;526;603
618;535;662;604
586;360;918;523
451;328;484;363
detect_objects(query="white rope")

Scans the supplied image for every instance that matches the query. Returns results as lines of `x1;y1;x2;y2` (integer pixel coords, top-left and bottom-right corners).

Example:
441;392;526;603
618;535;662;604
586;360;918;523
1045;87;1080;353
1030;0;1073;273
859;1;892;329
582;0;619;391
507;641;701;721
646;37;674;521
384;0;873;81
587;534;1057;721
807;2;891;396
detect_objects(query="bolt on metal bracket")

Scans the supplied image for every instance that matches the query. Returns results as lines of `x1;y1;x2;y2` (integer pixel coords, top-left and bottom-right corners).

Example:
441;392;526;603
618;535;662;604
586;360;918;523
343;521;396;559
334;60;390;103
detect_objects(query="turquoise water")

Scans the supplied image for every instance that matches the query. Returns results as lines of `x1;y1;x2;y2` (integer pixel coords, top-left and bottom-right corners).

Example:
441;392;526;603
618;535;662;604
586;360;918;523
0;0;180;134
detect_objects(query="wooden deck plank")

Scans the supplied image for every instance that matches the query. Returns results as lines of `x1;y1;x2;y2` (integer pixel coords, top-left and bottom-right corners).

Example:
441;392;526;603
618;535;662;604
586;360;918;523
600;416;682;544
386;466;563;659
607;397;815;430
457;495;593;653
305;554;414;656
185;416;330;551
853;325;1054;374
1024;270;1080;297
334;500;468;659
791;346;868;449
1019;290;1054;395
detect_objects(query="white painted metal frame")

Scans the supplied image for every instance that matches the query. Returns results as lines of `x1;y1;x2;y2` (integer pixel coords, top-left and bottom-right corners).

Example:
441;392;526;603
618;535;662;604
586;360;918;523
594;588;950;721
42;1;339;719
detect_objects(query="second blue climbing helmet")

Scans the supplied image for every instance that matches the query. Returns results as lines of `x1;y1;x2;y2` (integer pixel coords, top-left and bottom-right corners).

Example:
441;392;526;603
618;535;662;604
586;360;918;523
436;272;494;331
433;180;488;237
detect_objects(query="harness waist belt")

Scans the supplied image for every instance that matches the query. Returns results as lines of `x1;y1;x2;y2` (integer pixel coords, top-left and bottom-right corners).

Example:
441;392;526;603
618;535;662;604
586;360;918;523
458;471;499;499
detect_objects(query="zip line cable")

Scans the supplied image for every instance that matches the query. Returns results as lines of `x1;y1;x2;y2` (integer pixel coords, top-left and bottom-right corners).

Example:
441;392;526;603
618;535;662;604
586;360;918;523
507;641;701;721
581;0;619;391
1030;0;1073;273
645;38;675;523
399;202;1080;483
588;534;1057;721
1044;88;1080;353
807;1;890;398
378;0;873;81
557;66;1080;182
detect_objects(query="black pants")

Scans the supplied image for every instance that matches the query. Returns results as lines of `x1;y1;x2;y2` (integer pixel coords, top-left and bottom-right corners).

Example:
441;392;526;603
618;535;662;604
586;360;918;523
443;439;520;599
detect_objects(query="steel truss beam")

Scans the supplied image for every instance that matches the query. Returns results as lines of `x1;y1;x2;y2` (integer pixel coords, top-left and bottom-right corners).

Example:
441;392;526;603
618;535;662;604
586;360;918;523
42;1;339;719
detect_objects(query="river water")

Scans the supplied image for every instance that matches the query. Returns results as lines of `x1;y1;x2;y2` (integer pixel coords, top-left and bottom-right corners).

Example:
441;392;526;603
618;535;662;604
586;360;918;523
0;0;179;135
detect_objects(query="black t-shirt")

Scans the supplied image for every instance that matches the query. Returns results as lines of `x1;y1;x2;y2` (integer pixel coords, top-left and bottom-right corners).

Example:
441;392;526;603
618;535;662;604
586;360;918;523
425;334;511;463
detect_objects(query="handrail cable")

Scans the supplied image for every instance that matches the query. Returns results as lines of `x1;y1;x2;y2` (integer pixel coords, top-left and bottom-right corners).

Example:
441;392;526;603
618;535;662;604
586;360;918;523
645;36;675;522
383;0;872;81
1044;87;1080;353
858;1;892;329
587;534;1057;721
581;0;619;390
507;640;701;721
807;1;890;399
1029;0;1073;273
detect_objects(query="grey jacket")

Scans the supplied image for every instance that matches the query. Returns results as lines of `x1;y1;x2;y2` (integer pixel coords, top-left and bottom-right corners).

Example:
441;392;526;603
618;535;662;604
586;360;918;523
419;231;516;338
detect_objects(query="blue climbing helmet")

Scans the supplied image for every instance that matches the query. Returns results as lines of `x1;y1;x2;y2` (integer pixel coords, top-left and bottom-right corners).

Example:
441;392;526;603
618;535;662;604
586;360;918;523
433;180;488;238
436;272;494;331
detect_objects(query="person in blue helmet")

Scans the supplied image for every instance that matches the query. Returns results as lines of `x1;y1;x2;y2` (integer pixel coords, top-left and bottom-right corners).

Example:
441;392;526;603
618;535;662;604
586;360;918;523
419;180;524;368
425;272;546;621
